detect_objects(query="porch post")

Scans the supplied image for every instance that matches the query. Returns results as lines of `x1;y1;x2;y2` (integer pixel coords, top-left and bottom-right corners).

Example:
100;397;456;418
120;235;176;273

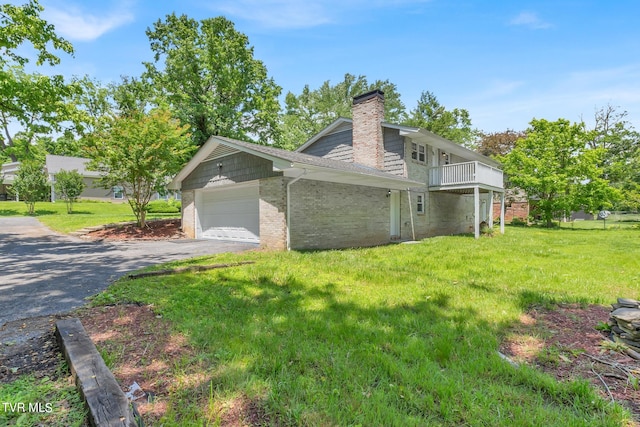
474;186;480;239
488;190;494;228
50;174;55;202
500;191;505;234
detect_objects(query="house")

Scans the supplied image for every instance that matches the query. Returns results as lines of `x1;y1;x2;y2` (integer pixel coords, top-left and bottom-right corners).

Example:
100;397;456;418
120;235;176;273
2;155;130;202
170;90;505;250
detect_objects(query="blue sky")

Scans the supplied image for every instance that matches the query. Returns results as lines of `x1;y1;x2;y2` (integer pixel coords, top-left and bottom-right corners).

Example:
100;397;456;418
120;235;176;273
18;0;640;133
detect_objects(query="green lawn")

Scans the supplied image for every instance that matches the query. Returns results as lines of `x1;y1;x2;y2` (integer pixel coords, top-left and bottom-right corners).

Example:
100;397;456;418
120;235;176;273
92;226;640;426
0;367;86;426
558;214;640;230
0;200;179;233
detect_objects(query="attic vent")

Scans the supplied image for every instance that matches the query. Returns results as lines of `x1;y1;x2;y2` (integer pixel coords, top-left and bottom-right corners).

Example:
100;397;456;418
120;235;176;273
203;145;240;162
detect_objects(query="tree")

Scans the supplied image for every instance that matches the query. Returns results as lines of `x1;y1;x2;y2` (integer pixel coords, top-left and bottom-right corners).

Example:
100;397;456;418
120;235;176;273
501;118;614;227
1;67;79;162
0;0;73;67
54;169;85;213
86;107;193;227
279;73;406;150
587;105;640;211
10;160;48;214
0;0;75;161
405;91;478;148
476;129;526;158
144;14;281;146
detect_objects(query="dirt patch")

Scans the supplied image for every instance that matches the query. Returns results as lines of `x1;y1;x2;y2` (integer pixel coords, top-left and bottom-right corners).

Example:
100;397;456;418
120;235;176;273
500;304;640;421
76;304;272;426
85;218;184;241
0;315;73;383
75;304;193;423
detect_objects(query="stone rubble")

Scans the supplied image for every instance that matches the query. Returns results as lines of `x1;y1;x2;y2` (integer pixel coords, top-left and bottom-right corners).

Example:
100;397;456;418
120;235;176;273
608;298;640;353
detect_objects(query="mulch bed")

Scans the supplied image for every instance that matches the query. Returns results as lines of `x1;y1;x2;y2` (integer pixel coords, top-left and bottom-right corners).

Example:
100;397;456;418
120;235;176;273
500;303;640;421
85;218;185;241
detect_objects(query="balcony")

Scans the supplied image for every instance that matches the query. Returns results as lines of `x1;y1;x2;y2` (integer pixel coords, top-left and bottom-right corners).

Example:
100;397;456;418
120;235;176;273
429;161;503;192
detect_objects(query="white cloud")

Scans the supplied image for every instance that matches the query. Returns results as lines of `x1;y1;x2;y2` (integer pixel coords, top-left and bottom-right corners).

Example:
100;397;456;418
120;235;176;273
209;0;431;30
465;64;640;132
214;0;332;29
44;2;134;42
509;11;551;30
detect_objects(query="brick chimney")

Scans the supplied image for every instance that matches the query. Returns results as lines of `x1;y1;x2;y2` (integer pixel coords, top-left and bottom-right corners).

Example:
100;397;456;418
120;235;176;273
352;89;385;169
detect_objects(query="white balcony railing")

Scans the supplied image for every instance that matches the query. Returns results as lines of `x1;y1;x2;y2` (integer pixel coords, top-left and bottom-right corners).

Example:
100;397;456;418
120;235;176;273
429;161;503;189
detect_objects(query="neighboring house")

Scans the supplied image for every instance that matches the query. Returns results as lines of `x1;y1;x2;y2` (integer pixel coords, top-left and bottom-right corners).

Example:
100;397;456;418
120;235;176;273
0;161;19;200
2;155;130;202
170;90;505;250
44;155;112;202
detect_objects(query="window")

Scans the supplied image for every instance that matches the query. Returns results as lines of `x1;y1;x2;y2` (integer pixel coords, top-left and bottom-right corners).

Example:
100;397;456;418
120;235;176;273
411;143;426;164
113;186;123;200
416;193;425;214
441;151;450;165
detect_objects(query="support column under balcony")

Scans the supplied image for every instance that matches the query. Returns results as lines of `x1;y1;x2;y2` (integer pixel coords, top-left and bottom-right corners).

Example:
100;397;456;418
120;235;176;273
500;191;505;234
488;190;494;228
474;186;480;239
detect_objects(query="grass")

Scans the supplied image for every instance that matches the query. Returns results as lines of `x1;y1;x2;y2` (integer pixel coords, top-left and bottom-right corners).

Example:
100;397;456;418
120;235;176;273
0;200;179;233
544;213;640;230
0;366;86;426
90;226;640;426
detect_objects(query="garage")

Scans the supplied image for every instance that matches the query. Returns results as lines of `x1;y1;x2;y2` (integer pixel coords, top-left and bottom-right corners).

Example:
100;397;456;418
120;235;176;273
198;184;260;243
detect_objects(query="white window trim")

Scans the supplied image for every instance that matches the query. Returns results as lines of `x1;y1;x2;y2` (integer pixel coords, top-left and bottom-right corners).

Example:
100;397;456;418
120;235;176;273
411;142;427;164
416;193;425;215
113;186;124;200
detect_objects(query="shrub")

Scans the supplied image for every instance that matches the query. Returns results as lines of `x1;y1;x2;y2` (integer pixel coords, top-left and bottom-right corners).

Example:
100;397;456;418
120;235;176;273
511;217;528;226
54;169;86;213
147;199;181;213
9;161;49;215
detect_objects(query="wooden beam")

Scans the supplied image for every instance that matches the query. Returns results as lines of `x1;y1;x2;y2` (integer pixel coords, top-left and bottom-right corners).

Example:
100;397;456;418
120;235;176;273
56;318;138;427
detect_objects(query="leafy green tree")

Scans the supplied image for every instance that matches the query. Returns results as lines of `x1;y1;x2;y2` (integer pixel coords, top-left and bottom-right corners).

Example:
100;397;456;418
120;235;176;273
144;14;281;146
0;0;75;161
476;129;526;158
588;105;640;211
501;118;615;227
405;91;478;148
10;160;48;214
54;169;85;213
86;107;193;227
1;68;79;162
279;73;406;150
0;0;73;67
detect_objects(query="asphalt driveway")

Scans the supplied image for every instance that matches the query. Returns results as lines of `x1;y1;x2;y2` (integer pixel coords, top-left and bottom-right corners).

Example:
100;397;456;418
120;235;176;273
0;217;257;329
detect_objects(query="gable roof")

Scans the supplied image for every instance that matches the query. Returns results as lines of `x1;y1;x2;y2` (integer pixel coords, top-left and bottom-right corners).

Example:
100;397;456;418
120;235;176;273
45;155;102;177
170;136;424;191
296;118;501;168
1;155;102;184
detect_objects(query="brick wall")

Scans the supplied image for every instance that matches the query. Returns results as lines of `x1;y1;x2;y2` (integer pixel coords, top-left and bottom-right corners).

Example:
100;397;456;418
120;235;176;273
493;201;529;222
352;91;385;169
181;190;196;238
289;179;390;250
259;176;287;250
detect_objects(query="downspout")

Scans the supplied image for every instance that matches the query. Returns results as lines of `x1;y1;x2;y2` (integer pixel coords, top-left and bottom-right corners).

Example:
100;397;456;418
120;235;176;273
286;169;307;251
407;188;416;241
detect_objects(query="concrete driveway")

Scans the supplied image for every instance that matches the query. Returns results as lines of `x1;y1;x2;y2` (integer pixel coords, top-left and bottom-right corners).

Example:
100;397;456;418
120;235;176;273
0;217;257;329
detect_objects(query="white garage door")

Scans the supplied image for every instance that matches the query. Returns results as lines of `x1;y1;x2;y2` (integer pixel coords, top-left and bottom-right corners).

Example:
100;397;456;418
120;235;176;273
199;185;260;242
